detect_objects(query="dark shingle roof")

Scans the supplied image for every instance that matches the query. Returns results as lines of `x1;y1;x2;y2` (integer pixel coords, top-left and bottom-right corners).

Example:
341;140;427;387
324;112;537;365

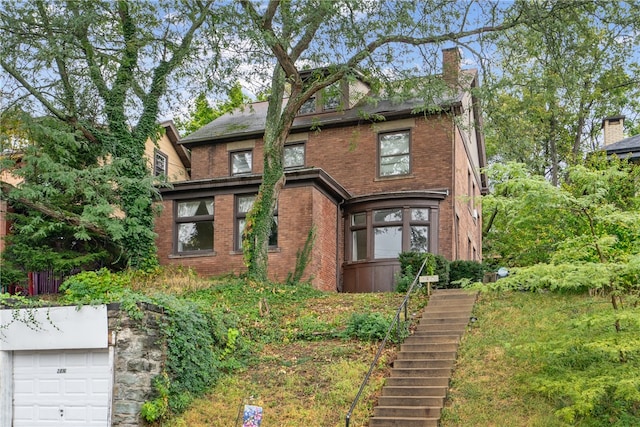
605;134;640;161
179;72;475;147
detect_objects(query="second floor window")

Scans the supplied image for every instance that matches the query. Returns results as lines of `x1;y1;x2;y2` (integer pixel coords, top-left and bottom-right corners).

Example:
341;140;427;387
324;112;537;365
378;130;411;177
154;150;168;177
284;143;305;169
175;199;214;254
231;150;252;175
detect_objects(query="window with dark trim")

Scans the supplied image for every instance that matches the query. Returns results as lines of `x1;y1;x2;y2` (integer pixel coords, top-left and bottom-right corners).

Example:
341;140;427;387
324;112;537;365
298;96;316;115
175;198;214;254
284;142;306;169
349;207;430;261
235;194;278;251
154;149;168;177
378;130;411;177
297;82;343;115
230;150;252;175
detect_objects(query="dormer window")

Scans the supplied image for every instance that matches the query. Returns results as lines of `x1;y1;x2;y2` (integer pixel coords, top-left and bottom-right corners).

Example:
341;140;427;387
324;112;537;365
299;96;317;115
297;82;344;115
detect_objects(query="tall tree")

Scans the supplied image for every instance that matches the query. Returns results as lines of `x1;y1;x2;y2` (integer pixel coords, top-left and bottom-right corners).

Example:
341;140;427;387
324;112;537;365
232;0;574;281
0;1;227;269
482;1;640;185
176;82;250;135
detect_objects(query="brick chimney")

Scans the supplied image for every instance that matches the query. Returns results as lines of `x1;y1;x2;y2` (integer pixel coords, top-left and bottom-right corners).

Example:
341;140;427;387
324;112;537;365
442;47;461;87
602;115;625;146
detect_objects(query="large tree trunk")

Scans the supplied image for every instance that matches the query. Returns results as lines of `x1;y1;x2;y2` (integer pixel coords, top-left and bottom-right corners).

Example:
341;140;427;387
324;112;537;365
244;66;292;281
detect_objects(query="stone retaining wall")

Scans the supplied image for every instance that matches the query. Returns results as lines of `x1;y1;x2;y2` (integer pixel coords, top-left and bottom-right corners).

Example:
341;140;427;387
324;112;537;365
108;303;166;427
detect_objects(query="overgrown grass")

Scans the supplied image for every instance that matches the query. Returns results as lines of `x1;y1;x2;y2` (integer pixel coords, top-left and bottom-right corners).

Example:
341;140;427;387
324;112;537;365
162;283;414;427
442;291;640;427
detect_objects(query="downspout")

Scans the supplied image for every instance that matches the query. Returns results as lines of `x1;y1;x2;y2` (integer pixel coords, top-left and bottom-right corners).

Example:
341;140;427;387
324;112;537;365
451;112;457;260
336;200;344;292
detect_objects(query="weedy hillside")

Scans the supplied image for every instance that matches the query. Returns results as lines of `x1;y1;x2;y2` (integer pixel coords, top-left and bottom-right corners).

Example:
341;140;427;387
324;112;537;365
161;279;639;426
13;267;638;426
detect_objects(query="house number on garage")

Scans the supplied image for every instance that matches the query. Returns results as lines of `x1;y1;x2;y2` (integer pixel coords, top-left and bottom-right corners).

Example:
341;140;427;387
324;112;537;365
57;368;67;374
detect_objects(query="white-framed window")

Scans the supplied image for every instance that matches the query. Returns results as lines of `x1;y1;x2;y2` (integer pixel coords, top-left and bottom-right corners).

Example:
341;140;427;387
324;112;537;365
284;142;305;169
231;150;252;175
154;149;168;177
378;130;411;177
175;198;214;254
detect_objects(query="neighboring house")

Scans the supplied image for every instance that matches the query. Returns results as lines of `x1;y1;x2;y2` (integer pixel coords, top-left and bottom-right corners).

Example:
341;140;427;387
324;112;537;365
602;115;640;162
155;48;487;292
147;120;191;181
0;120;190;294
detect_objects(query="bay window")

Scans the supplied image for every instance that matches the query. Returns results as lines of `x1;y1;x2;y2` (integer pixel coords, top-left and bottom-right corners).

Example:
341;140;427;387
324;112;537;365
348;207;431;261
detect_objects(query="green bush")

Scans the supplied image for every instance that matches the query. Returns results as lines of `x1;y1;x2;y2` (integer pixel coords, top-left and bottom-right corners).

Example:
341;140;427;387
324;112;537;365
434;255;450;288
342;312;405;342
0;260;26;292
397;252;451;290
449;260;486;287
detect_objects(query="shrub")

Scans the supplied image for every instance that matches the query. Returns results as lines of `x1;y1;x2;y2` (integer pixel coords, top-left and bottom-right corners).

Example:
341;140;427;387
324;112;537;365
342;312;404;342
434;255;451;288
450;260;487;287
397;252;451;290
59;268;129;301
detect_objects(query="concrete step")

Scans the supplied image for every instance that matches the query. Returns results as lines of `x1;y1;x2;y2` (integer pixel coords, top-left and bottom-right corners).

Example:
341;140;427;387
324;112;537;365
403;335;459;344
390;367;452;378
421;311;473;319
376;395;444;407
423;304;473;314
393;359;454;369
415;325;467;334
369;416;439;427
413;325;467;337
374;405;441;418
395;350;456;360
416;316;470;327
381;385;447;397
385;376;450;387
400;343;458;353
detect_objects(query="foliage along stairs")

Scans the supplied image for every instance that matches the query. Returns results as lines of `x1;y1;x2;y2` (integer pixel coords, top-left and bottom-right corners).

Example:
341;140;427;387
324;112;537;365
369;289;478;427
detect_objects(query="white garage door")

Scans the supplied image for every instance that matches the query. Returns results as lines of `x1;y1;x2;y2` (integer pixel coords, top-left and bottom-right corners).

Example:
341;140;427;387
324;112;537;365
13;349;111;427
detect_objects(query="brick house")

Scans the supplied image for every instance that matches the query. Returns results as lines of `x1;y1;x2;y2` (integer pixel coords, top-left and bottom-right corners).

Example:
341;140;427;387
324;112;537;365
155;48;487;292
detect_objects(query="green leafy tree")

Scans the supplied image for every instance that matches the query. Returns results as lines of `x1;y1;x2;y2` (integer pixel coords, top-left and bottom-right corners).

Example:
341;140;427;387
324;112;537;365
483;158;640;268
0;1;228;270
482;1;640;185
176;82;249;135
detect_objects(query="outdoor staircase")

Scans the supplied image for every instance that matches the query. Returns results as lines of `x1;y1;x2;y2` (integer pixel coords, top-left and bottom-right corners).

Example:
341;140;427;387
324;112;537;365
369;289;478;427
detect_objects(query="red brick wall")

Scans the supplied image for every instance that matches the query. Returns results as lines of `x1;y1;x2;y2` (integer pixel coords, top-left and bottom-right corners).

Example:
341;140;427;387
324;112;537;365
451;126;483;261
155;186;339;291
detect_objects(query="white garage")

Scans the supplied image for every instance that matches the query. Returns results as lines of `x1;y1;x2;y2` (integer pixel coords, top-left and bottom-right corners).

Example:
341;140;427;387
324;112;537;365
0;305;112;427
13;349;111;426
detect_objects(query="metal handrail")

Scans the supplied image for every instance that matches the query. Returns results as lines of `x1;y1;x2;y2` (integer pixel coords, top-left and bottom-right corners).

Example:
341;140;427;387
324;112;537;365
345;257;430;427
